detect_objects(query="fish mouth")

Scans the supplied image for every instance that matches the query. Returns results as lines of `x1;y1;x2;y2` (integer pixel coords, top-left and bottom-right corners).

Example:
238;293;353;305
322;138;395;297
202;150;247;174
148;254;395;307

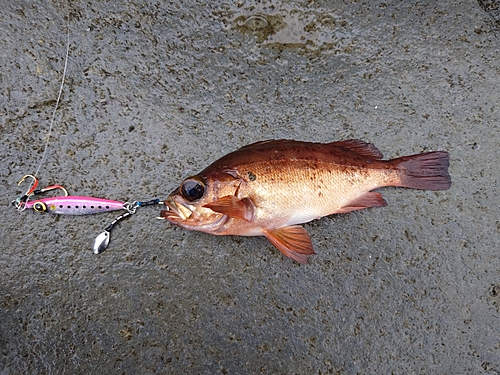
160;197;229;233
161;197;193;222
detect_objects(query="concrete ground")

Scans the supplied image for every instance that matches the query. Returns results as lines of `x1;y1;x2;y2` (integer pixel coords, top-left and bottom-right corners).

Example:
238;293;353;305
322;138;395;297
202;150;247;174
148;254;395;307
1;0;499;373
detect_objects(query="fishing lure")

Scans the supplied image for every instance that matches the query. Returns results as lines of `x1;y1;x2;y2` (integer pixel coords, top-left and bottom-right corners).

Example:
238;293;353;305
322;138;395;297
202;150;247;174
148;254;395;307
13;175;162;254
9;19;161;254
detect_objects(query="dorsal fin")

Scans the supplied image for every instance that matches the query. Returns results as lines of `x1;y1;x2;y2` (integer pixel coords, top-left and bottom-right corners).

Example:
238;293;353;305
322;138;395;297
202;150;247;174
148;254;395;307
328;139;383;159
237;139;289;151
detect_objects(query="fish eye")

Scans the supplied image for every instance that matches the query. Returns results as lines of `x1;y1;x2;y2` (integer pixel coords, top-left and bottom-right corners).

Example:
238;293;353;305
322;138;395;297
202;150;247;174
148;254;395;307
34;202;46;212
180;177;206;201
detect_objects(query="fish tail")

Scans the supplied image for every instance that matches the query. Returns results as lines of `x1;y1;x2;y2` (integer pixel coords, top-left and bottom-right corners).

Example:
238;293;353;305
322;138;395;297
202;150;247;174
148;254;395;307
393;151;451;191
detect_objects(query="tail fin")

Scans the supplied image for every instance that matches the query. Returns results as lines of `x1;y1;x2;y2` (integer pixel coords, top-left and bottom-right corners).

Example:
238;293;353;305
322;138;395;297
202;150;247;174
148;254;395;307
394;151;451;191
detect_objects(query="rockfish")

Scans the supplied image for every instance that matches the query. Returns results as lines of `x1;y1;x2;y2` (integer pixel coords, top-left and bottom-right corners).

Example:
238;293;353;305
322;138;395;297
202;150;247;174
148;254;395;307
160;140;451;263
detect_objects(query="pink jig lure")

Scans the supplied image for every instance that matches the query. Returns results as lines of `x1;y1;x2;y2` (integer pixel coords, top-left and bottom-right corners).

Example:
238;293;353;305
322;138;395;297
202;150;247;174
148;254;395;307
24;196;127;215
13;175;162;254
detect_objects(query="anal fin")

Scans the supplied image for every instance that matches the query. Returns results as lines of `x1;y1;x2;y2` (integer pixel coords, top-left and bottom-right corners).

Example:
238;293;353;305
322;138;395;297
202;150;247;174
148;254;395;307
263;225;315;264
337;191;387;214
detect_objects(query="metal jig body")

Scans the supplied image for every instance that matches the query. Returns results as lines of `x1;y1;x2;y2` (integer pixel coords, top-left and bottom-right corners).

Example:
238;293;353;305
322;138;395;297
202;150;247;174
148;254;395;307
24;196;128;215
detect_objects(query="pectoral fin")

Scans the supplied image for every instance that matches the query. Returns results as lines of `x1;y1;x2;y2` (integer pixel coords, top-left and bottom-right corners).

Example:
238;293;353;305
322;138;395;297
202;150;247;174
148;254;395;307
263;226;315;264
337;191;387;214
204;196;255;222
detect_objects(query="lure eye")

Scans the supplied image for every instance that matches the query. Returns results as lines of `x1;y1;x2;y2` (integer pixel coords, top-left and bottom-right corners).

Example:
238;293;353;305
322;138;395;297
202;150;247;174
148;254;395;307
180;177;206;201
33;202;47;212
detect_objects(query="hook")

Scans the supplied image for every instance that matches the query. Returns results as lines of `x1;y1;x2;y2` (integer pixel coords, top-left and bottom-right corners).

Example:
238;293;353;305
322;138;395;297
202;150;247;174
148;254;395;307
17;174;39;196
13;175;69;212
40;184;69;196
13;175;40;211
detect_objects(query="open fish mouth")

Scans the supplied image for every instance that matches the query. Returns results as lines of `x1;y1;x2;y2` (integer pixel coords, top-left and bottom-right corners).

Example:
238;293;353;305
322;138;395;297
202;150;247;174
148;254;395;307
160;197;230;233
160;197;193;222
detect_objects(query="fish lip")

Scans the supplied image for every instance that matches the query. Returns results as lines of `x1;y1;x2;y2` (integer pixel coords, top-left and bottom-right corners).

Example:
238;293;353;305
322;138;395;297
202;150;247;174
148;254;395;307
161;196;230;233
163;197;192;221
163;197;177;215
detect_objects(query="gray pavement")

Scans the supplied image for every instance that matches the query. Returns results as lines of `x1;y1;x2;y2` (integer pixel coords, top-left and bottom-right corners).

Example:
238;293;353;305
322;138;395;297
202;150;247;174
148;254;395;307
1;0;499;373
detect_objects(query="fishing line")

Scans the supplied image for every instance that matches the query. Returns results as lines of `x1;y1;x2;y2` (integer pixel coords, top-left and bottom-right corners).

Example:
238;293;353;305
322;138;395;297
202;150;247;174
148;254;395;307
33;11;70;180
20;10;70;207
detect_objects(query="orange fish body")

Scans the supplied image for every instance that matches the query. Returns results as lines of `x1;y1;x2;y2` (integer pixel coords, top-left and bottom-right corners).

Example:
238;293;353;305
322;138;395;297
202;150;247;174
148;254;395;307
161;140;451;263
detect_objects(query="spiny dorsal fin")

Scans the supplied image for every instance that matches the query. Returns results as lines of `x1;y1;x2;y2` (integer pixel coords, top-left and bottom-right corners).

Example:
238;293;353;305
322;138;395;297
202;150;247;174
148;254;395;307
329;139;383;159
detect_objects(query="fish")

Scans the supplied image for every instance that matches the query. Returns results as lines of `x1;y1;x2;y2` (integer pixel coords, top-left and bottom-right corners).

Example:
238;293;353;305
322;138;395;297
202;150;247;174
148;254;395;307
160;139;451;264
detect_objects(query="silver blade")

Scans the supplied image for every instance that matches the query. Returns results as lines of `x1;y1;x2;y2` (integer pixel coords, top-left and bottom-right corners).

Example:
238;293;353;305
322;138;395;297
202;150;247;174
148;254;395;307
93;231;110;254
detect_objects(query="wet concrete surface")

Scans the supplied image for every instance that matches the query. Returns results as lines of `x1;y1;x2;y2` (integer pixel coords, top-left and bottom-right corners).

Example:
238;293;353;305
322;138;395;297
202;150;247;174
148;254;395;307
1;0;499;373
